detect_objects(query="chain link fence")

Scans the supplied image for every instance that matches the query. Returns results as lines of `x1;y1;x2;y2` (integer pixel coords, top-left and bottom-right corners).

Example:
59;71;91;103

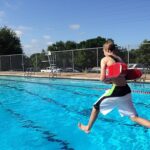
0;54;24;71
0;45;149;73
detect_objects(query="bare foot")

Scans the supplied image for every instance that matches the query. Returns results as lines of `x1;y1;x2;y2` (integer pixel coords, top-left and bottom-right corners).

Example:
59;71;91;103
78;122;90;133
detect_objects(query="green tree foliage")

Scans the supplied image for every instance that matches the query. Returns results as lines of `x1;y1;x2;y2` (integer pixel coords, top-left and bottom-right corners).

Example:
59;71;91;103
47;44;57;51
30;52;48;71
46;36;128;70
129;49;137;63
74;51;87;69
65;41;77;50
0;26;23;55
129;40;150;66
48;36;107;52
137;40;150;66
23;55;32;70
77;36;106;48
47;36;108;69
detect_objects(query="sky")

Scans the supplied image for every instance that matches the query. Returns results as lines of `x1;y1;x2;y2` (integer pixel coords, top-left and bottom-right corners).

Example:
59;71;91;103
0;0;150;55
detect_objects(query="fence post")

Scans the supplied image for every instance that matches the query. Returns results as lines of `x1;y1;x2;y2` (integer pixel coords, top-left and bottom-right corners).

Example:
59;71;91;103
22;54;24;72
127;45;130;65
0;56;1;71
10;55;12;71
36;54;38;72
72;50;74;72
96;48;99;67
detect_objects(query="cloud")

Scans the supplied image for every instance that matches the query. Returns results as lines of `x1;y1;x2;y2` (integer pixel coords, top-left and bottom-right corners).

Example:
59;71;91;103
69;24;80;30
4;0;22;10
23;43;40;56
15;30;23;37
31;39;38;44
0;10;5;21
23;39;38;49
43;35;51;40
23;44;32;49
0;11;5;17
12;25;32;37
23;38;46;55
79;32;86;35
17;26;32;31
46;41;53;45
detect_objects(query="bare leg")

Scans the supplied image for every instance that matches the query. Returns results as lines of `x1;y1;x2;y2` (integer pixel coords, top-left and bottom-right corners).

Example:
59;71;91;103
130;116;150;128
78;107;99;133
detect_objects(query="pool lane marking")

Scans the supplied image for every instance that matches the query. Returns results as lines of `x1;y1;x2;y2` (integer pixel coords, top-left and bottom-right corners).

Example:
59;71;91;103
0;84;149;129
0;79;101;97
0;101;74;150
0;81;150;108
0;78;150;95
1;83;150;110
132;90;150;94
1;82;150;109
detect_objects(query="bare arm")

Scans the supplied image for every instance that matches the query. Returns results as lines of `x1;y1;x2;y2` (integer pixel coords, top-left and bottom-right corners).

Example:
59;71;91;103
100;58;112;84
100;58;106;81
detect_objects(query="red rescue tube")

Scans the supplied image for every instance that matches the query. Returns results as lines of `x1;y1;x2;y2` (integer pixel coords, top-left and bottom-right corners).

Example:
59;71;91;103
126;69;142;80
106;63;127;79
105;63;142;80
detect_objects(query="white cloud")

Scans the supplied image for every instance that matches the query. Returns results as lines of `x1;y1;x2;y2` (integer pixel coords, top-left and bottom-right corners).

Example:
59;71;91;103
46;41;53;45
23;38;46;55
31;39;38;44
15;30;23;37
23;44;32;49
12;25;32;37
43;35;51;40
23;39;38;50
17;26;32;31
4;0;22;10
23;43;40;56
0;10;5;22
69;24;80;30
79;32;86;35
0;11;5;17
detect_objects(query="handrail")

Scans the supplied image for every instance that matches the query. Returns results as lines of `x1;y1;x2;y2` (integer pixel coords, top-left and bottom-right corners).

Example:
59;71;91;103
24;68;35;77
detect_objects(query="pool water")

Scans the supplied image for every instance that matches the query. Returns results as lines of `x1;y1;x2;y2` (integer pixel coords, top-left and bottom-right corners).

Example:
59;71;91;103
0;76;149;150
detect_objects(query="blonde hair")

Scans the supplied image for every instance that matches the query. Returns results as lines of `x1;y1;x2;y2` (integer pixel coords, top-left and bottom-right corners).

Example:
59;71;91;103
103;40;115;52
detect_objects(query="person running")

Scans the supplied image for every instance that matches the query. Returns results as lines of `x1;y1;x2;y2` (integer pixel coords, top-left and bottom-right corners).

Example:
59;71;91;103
78;40;150;133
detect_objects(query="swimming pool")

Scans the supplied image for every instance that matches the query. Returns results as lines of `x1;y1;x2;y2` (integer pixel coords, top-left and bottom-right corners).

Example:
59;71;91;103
0;76;149;150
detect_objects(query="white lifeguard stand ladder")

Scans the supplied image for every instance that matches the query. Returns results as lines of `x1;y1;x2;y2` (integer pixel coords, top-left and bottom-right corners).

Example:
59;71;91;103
47;51;57;78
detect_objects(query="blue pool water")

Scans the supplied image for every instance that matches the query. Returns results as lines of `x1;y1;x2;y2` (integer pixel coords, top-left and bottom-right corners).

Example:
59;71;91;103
0;76;150;150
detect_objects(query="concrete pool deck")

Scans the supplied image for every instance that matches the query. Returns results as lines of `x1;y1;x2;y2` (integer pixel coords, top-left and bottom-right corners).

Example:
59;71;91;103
0;71;150;82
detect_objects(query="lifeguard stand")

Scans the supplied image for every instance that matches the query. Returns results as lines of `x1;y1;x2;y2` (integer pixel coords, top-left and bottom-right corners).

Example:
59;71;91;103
47;51;57;77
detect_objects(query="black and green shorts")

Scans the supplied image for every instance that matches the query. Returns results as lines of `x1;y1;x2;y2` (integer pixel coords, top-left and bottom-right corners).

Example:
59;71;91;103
93;84;137;117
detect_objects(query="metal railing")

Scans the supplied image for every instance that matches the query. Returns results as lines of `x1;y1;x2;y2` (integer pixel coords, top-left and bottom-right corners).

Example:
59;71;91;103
24;67;35;77
0;45;149;75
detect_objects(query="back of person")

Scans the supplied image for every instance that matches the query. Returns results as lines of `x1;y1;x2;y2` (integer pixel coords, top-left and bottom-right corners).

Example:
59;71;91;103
92;42;138;126
101;40;127;86
78;40;150;134
105;55;127;86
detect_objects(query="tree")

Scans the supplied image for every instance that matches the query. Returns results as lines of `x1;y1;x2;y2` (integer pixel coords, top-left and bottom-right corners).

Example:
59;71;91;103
30;52;48;71
46;36;128;70
129;40;150;66
75;36;107;69
0;26;23;55
65;41;77;50
137;40;150;66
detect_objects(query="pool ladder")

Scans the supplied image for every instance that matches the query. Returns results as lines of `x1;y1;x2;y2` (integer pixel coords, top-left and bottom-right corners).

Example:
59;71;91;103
48;69;60;78
24;68;35;77
138;68;149;82
132;68;149;87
